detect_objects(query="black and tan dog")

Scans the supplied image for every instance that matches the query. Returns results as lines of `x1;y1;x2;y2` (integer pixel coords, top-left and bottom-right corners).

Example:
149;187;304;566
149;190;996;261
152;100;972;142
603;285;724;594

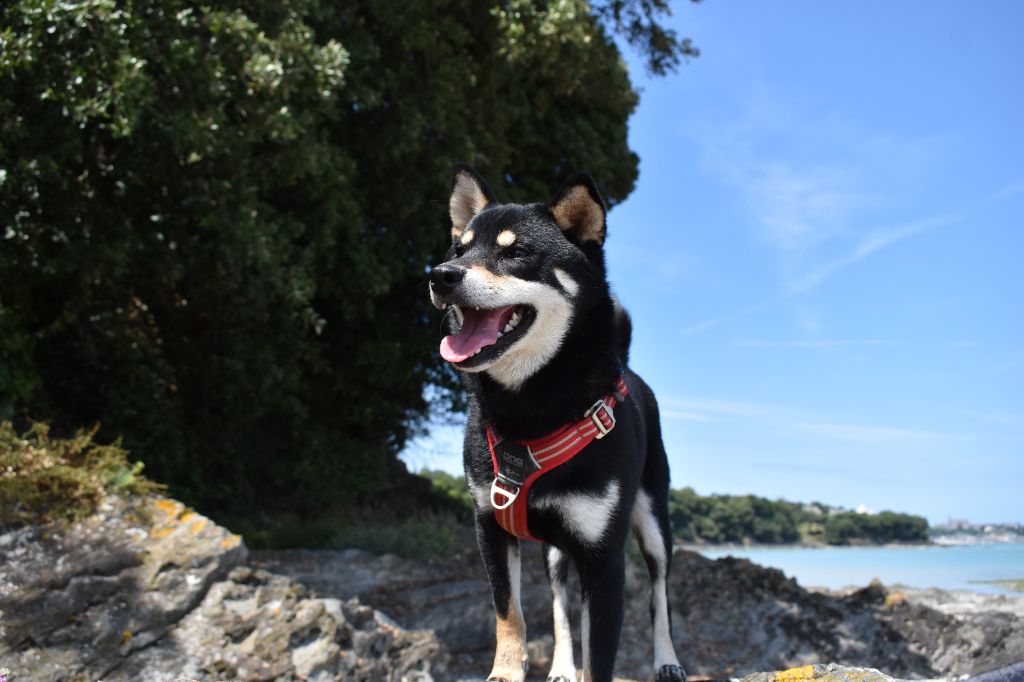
429;165;686;682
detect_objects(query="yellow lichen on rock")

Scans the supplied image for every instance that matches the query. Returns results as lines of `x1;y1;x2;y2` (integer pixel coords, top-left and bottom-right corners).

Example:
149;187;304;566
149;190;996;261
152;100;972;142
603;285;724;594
776;665;815;682
885;592;905;607
220;534;242;549
750;664;895;682
153;497;184;518
190;518;208;534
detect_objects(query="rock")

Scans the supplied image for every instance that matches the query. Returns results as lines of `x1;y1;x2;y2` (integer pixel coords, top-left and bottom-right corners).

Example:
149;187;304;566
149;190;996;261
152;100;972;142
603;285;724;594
5;494;1020;682
253;543;1024;681
735;663;913;682
113;567;443;682
0;496;445;681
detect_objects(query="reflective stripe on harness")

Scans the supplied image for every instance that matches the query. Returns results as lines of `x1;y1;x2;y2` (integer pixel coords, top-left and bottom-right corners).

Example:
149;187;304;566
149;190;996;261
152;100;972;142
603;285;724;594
486;375;629;542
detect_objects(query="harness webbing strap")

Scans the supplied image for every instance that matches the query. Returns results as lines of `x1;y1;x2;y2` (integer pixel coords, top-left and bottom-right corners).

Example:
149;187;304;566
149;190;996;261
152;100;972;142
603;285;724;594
486;375;629;542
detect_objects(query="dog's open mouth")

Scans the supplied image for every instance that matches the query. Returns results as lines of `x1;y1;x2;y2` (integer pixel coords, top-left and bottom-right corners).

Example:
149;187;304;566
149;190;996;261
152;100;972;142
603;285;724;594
440;304;535;365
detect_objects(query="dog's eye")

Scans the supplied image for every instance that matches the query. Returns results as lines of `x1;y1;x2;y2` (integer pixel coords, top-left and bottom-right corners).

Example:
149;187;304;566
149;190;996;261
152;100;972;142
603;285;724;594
505;244;530;259
453;244;467;258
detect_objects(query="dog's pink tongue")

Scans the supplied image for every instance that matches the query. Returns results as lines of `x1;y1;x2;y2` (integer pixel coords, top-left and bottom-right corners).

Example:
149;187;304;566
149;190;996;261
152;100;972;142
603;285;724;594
440;307;511;363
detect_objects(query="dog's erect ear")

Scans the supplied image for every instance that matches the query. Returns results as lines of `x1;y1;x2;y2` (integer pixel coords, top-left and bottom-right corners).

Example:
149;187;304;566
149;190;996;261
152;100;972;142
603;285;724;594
450;164;498;238
549;172;607;245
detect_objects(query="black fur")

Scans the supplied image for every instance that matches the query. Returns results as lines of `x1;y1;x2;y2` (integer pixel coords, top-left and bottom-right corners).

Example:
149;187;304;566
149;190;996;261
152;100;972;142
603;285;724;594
430;166;685;682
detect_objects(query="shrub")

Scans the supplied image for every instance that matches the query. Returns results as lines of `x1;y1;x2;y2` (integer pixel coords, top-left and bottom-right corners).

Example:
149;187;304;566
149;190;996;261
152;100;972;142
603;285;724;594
0;421;162;526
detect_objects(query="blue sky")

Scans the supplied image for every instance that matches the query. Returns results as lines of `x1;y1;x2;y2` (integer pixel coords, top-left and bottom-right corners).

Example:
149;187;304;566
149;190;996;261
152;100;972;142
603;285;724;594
404;1;1024;524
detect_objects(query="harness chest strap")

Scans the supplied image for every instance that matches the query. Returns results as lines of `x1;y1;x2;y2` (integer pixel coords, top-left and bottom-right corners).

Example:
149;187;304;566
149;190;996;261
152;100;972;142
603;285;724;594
486;375;629;542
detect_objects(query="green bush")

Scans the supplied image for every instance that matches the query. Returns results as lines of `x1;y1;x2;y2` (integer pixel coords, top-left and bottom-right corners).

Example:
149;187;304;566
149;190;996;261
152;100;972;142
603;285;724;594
0;420;162;526
0;0;691;521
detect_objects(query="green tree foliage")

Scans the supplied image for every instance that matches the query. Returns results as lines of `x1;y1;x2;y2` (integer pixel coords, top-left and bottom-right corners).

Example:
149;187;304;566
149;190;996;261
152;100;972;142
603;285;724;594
0;0;692;520
669;487;802;544
824;511;929;545
669;487;928;545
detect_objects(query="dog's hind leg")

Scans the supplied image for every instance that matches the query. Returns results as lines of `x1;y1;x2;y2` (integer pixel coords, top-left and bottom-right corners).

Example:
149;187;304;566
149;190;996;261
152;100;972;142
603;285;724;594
632;480;686;682
543;544;576;682
476;513;529;682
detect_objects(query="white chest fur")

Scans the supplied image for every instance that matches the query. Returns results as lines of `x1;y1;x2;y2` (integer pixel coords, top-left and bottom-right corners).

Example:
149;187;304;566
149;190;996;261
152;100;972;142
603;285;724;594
532;480;621;545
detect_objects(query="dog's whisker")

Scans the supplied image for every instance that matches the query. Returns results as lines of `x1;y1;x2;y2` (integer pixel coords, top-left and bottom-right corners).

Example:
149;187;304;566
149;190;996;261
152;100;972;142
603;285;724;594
438;306;457;333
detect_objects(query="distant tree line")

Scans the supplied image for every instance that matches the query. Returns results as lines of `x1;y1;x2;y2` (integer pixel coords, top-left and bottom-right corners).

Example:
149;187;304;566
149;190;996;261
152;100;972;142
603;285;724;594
668;487;929;545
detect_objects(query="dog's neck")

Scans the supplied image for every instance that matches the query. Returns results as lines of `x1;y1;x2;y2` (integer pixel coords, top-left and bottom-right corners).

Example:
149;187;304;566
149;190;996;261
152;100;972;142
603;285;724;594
468;298;620;441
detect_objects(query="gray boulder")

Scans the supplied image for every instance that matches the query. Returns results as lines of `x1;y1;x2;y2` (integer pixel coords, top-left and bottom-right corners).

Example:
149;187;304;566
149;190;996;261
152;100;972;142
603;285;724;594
0;496;443;681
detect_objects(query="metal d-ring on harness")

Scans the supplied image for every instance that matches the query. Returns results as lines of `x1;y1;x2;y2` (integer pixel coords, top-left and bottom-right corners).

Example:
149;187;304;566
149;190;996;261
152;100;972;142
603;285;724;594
485;375;630;541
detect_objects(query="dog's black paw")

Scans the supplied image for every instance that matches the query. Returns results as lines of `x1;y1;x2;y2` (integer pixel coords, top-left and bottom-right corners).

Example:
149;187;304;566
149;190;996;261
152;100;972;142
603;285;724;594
655;663;687;682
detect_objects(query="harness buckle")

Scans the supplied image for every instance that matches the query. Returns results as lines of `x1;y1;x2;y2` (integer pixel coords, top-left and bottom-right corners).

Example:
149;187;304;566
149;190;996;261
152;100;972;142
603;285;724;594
490;475;521;510
586;400;616;439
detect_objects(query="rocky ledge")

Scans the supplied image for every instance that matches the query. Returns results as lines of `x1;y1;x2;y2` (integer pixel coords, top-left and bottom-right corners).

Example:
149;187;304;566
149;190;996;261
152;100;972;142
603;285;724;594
2;495;1022;682
253;544;1024;681
0;495;441;681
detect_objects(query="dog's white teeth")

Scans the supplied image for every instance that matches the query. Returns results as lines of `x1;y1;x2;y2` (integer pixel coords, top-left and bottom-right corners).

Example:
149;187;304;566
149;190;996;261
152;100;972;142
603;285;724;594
497;331;504;338
502;323;513;333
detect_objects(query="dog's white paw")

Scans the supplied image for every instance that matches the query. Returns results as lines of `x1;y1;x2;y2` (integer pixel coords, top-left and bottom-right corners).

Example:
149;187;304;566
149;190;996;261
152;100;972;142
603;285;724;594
546;659;577;682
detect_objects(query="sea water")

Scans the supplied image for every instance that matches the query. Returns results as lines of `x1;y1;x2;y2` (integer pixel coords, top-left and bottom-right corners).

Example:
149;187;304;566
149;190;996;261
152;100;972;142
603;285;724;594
694;543;1024;595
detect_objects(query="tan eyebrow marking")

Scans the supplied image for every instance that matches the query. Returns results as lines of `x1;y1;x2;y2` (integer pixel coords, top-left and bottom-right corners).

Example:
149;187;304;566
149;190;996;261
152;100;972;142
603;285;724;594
496;230;516;247
460;229;475;245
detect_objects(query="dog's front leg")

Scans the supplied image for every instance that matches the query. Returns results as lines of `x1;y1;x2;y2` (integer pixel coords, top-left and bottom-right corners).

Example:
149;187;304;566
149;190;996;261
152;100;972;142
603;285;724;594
579;550;626;682
476;512;528;682
543;544;576;682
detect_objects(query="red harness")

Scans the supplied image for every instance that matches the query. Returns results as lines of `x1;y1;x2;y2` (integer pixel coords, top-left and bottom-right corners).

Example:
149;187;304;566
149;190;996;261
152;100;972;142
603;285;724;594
486;375;629;541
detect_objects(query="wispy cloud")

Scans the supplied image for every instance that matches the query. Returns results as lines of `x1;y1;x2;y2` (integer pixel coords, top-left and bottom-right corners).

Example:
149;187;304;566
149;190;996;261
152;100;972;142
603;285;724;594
788;213;962;292
729;338;907;349
660;410;714;422
675;210;961;339
661;397;781;421
988;176;1024;203
661;395;956;445
680;303;768;337
793;421;946;445
691;96;961;295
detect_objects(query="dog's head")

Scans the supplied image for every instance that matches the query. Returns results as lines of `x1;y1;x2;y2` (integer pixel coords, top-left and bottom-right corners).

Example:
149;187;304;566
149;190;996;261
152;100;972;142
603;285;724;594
429;164;610;390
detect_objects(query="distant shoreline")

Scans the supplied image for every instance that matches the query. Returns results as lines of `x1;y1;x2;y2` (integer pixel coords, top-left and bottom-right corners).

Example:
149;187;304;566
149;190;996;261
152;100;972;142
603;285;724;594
932;534;1024;546
681;536;1024;551
679;540;933;551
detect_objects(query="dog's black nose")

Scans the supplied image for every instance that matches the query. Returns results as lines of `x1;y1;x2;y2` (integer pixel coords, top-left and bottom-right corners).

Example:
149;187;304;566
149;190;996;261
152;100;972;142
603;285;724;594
430;264;466;296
